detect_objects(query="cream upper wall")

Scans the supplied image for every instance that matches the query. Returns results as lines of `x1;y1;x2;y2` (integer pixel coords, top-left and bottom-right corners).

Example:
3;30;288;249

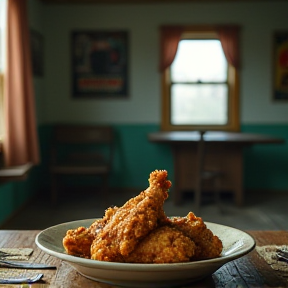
30;0;288;125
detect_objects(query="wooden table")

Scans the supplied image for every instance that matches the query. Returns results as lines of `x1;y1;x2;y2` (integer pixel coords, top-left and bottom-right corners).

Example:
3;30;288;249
1;230;288;287
148;131;285;206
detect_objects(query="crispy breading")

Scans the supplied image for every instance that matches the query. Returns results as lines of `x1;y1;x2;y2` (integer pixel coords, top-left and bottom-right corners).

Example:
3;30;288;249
124;226;196;263
168;212;223;260
62;170;223;264
63;207;118;258
90;170;171;262
63;226;96;258
88;206;118;234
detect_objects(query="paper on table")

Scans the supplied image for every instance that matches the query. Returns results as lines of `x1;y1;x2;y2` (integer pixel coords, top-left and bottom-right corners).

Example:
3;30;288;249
0;268;39;282
0;248;33;260
0;284;52;288
256;245;288;276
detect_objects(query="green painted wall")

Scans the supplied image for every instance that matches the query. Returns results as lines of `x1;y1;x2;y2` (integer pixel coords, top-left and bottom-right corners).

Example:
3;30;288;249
242;125;288;190
0;123;287;227
0;168;41;225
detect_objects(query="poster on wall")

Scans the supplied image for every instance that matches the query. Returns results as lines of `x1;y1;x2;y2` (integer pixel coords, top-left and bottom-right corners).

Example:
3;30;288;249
71;30;129;98
273;31;288;101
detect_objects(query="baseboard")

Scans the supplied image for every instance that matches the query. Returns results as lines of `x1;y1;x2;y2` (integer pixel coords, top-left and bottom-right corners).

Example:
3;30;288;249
244;189;288;195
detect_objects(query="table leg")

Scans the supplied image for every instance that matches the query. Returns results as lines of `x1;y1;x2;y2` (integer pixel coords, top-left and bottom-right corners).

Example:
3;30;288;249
172;145;183;205
234;148;244;206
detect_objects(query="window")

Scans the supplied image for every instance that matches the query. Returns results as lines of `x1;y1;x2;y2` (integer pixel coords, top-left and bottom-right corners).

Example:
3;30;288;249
161;26;240;131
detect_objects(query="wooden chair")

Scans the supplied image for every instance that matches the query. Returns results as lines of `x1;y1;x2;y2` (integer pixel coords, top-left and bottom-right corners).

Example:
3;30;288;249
194;131;223;215
49;124;114;204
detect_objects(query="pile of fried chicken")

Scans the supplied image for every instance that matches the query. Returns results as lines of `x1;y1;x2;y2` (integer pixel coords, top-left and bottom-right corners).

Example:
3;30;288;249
63;170;223;263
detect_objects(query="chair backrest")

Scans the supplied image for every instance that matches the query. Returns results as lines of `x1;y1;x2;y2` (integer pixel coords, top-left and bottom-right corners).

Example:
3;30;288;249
50;124;114;167
53;125;113;144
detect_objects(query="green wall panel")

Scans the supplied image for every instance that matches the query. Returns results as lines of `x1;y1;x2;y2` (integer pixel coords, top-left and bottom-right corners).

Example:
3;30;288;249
241;124;288;190
111;124;174;189
0;173;37;225
0;123;287;227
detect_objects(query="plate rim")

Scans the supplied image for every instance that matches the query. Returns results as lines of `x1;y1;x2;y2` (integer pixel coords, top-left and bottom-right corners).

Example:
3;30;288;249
35;218;256;271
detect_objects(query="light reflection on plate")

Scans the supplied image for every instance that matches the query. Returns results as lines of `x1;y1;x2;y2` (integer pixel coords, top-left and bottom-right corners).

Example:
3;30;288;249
35;219;255;288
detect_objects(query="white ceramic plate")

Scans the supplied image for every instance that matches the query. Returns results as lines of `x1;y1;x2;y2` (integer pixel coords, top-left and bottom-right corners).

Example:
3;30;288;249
35;219;255;288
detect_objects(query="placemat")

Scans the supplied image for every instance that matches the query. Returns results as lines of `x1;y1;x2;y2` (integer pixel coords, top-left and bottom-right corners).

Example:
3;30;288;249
256;245;288;277
0;268;39;280
0;248;42;285
0;248;33;260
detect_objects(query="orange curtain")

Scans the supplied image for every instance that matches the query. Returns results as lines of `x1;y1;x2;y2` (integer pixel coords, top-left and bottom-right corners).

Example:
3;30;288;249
216;25;241;69
159;26;183;72
3;0;40;166
159;25;241;72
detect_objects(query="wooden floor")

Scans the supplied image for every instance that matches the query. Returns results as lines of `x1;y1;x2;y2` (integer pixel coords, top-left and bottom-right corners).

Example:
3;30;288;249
1;189;287;231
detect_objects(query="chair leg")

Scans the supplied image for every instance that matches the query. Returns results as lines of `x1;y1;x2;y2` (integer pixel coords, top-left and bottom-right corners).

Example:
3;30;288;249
173;186;183;206
214;177;223;213
194;178;202;216
102;175;109;207
51;174;58;205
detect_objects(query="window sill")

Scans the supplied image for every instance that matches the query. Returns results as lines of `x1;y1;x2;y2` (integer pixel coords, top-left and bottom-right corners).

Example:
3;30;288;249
0;162;33;182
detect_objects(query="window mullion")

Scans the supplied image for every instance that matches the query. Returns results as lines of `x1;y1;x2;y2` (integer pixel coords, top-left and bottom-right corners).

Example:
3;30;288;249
171;81;228;85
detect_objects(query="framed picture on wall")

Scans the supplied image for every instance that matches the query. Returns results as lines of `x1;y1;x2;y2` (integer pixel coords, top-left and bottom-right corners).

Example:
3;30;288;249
71;30;129;98
273;31;288;101
30;29;44;77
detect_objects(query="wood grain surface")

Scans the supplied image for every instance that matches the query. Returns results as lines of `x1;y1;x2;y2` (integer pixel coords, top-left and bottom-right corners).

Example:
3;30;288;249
0;230;288;287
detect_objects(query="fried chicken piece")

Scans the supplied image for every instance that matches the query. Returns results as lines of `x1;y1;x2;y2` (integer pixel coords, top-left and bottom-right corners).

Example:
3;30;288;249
124;226;196;263
88;206;118;234
63;224;98;258
90;170;171;262
168;212;223;260
63;206;118;258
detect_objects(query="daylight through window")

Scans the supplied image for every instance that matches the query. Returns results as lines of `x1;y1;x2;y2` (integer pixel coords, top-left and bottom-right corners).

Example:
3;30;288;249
171;39;228;126
161;26;240;132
